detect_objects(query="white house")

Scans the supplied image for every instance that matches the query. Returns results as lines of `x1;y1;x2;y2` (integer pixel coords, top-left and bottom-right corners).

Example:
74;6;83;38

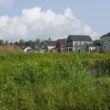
100;32;110;52
66;35;93;53
42;41;56;52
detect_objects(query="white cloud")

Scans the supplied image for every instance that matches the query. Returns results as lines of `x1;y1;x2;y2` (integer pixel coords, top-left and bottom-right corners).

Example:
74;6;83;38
0;7;98;41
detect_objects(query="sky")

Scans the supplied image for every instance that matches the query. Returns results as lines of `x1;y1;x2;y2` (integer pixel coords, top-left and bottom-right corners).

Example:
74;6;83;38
0;0;110;41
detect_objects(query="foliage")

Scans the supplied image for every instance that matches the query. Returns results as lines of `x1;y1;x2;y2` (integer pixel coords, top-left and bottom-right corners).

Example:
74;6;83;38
0;53;110;110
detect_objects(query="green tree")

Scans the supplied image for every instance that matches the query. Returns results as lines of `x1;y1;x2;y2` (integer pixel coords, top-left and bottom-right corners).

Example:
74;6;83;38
5;40;8;45
0;40;4;45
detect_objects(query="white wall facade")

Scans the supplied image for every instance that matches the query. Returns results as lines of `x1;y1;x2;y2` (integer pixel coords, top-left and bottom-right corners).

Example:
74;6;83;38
72;41;92;52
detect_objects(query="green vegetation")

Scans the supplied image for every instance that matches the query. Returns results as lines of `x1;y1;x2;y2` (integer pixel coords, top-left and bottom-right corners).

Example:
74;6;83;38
0;53;110;110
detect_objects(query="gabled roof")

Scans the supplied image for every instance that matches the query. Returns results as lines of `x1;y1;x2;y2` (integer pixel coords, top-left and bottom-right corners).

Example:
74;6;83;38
101;32;110;38
57;39;66;44
68;35;92;42
44;41;57;46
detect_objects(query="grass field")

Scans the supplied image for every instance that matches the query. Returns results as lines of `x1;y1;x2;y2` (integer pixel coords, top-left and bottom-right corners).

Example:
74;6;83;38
0;53;110;110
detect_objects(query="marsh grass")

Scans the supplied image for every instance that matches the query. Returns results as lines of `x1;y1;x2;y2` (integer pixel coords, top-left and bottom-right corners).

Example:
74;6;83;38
0;53;110;110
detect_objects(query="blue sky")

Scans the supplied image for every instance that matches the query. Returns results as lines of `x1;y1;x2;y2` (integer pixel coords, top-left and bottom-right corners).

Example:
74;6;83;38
0;0;110;41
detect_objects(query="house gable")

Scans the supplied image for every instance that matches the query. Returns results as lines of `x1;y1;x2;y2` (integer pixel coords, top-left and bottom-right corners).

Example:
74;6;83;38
56;39;66;52
66;36;73;47
66;35;93;52
100;32;110;52
68;35;93;42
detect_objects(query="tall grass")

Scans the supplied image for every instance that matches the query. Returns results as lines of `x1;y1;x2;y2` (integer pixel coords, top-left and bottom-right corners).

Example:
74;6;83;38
0;53;110;110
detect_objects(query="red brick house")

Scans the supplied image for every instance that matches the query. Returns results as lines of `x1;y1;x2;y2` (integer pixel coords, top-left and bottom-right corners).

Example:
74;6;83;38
56;39;66;52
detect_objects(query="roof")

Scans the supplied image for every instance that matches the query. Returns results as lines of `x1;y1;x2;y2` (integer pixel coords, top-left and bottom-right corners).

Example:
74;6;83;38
57;39;66;44
45;41;57;46
68;35;92;42
101;32;110;38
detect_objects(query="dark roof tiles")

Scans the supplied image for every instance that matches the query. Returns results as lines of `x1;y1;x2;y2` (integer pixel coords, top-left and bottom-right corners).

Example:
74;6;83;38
101;32;110;38
45;41;57;46
57;39;66;44
68;35;92;42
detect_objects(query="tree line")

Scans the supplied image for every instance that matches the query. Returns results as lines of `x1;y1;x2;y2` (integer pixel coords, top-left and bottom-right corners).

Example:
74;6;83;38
0;38;52;48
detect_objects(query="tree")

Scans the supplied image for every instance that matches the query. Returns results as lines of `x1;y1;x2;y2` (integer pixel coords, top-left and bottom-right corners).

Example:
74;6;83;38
0;40;4;45
19;39;25;46
14;41;19;45
48;37;51;41
5;40;8;45
35;39;40;45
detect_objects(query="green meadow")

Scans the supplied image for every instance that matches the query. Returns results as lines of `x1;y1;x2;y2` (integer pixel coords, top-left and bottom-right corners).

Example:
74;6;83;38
0;53;110;110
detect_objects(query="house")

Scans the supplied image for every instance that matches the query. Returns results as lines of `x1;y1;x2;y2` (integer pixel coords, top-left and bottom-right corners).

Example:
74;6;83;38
35;43;45;53
93;40;101;52
42;41;57;52
24;41;57;53
56;39;66;52
88;40;101;53
24;43;45;53
66;35;93;53
100;32;110;52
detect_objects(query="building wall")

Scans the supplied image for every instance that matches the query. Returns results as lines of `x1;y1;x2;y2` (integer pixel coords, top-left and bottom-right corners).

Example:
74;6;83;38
66;36;93;52
100;37;110;52
73;41;92;52
56;41;66;52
